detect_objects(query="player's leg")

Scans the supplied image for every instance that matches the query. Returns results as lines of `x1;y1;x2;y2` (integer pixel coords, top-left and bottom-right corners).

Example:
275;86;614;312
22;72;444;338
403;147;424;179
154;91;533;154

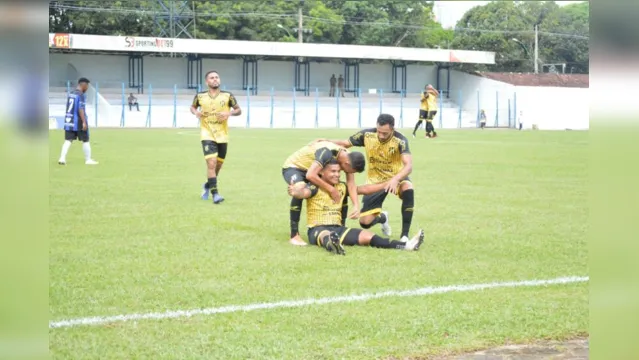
343;227;424;251
425;120;434;138
398;180;414;240
58;131;76;165
283;168;308;246
215;143;228;176
359;190;391;236
201;140;224;204
80;130;98;165
309;227;346;255
429;111;438;137
413;110;426;137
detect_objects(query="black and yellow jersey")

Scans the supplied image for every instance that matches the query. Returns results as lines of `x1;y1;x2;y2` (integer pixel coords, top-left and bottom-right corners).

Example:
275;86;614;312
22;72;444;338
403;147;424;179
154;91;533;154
348;129;410;184
426;91;437;111
306;182;348;227
420;92;429;111
192;90;237;143
282;141;346;171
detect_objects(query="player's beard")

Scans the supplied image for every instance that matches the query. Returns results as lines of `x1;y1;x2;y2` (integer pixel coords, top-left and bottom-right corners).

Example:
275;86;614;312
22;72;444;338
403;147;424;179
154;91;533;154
209;84;220;90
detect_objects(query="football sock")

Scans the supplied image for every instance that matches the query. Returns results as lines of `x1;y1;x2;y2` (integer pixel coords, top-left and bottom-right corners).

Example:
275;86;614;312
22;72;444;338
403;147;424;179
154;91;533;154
82;142;92;161
290;197;303;237
370;235;405;249
208;177;218;195
400;189;414;238
59;140;72;161
413;120;423;135
360;212;386;229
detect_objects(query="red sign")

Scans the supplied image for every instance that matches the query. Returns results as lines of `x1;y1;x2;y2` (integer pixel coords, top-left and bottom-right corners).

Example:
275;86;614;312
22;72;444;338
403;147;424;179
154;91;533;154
51;33;71;49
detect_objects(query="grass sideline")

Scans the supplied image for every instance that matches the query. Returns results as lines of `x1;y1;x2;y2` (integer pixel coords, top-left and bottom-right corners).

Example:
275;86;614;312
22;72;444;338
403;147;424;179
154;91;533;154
49;128;588;359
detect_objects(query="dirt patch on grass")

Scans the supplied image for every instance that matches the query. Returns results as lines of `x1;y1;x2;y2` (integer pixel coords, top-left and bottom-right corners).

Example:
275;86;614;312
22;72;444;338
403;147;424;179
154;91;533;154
391;337;588;360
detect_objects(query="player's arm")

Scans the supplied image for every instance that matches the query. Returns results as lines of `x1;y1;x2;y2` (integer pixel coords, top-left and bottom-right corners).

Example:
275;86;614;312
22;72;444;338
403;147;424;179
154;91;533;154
190;94;202;118
385;139;413;194
357;181;390;195
78;95;87;130
228;93;242;116
345;172;360;219
306;148;341;203
427;86;440;96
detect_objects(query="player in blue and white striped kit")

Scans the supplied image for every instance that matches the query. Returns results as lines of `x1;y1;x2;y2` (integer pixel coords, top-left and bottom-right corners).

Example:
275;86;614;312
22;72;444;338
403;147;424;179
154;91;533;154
58;77;98;165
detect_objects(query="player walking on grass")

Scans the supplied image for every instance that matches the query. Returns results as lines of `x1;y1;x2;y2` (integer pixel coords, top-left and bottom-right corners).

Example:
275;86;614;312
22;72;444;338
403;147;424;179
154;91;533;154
319;114;415;243
191;70;242;204
288;161;424;255
282;141;366;246
58;77;98;165
412;84;439;138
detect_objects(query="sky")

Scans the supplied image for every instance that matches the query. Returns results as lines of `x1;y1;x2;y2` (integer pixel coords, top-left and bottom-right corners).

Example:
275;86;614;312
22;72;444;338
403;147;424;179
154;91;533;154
432;1;586;29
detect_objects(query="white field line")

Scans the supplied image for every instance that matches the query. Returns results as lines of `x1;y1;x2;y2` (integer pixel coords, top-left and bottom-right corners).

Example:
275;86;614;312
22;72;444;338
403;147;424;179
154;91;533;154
49;276;588;329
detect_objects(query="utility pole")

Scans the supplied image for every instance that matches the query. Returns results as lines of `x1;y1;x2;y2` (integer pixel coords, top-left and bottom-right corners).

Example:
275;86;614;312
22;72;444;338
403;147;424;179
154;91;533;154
534;24;539;74
297;2;304;43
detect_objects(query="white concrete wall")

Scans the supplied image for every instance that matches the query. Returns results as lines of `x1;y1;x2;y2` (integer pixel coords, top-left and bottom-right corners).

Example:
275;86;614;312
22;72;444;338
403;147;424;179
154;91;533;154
49;53;437;93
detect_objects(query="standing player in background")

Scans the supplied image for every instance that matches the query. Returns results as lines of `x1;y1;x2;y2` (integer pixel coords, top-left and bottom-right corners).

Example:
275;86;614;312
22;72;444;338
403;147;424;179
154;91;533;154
412;84;430;138
424;85;439;138
319;114;415;242
191;70;242;204
58;77;98;165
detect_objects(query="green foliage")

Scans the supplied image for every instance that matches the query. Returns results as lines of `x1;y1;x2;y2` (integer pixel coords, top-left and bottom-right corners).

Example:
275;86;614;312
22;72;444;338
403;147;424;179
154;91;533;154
451;1;589;73
48;0;588;73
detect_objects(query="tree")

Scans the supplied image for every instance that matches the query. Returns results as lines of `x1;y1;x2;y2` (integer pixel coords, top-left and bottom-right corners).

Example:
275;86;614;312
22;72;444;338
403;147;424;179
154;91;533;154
539;2;589;73
450;1;589;73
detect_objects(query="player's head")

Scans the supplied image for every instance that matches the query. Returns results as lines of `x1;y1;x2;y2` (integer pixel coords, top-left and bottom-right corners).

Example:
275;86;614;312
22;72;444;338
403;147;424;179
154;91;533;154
320;160;341;185
338;150;365;174
77;77;90;93
205;70;220;89
376;113;395;142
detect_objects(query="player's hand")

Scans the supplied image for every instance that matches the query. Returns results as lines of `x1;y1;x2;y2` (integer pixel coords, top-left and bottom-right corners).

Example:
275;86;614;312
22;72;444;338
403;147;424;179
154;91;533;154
313;138;329;144
287;179;296;196
216;111;231;121
348;208;360;219
194;110;203;119
385;177;400;195
82;122;87;131
330;188;341;204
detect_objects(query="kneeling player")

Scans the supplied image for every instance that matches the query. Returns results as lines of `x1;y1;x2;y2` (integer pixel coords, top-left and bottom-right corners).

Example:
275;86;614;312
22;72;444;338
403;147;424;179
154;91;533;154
288;161;424;255
282;141;365;246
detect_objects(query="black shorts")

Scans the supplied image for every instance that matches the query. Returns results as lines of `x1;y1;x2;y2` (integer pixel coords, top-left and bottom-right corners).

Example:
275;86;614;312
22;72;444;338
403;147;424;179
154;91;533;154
201;140;228;161
65;130;89;142
419;109;428;120
428;111;437;120
360;178;412;216
282;167;307;185
307;225;362;246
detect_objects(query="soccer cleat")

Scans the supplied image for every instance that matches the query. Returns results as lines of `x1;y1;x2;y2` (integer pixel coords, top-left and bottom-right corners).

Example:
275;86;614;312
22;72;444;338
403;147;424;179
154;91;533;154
201;183;209;200
404;229;425;251
325;231;346;255
381;211;392;236
85;159;99;165
213;193;225;204
58;160;66;165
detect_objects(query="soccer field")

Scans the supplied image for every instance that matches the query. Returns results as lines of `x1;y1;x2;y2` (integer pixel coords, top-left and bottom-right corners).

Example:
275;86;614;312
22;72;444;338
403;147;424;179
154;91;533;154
49;128;588;359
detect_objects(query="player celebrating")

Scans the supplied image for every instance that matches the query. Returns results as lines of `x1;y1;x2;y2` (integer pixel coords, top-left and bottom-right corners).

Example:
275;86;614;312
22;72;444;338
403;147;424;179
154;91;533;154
282;140;365;246
288;161;424;255
58;77;98;165
191;70;242;204
319;114;415;242
412;84;439;138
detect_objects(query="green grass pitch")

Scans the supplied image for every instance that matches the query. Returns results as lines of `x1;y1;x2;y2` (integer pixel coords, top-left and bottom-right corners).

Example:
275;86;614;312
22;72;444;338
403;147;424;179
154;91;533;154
49;128;588;359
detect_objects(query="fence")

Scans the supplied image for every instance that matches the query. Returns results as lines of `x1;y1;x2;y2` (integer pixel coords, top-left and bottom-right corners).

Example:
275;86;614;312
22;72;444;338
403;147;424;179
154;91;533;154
49;81;521;130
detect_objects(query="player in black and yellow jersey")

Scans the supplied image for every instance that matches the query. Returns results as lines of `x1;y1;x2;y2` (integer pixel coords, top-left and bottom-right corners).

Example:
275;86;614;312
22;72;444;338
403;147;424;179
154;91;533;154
319;114;415;243
412;84;439;138
282;141;365;246
190;70;242;204
288;161;424;255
